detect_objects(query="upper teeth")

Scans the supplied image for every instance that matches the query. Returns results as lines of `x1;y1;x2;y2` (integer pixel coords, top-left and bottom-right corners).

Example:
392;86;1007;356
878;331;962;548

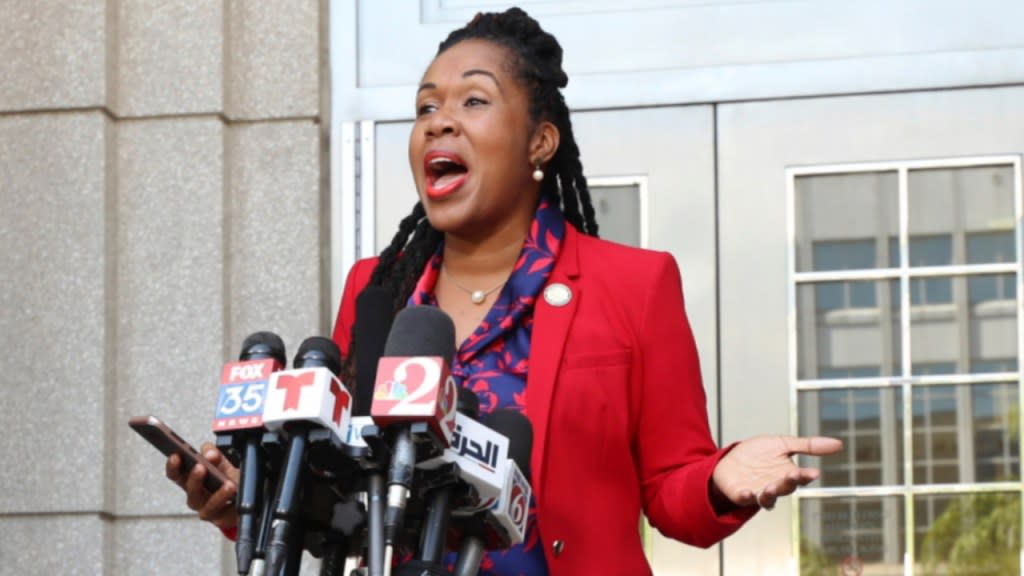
430;157;456;166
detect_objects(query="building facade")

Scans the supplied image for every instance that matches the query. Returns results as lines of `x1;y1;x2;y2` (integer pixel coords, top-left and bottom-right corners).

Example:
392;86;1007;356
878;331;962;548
2;1;1023;574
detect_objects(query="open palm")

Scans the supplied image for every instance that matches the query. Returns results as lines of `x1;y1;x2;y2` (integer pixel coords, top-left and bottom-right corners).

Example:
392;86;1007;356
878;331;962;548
712;435;843;510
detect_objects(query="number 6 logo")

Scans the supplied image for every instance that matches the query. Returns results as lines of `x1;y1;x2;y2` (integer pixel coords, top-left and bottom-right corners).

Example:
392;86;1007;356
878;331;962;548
508;482;527;526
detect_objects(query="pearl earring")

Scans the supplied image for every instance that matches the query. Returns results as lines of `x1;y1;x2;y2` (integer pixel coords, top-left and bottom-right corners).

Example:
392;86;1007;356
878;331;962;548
532;161;544;182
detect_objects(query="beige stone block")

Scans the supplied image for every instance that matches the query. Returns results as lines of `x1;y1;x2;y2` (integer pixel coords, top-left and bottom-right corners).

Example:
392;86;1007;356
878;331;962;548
0;0;106;111
110;516;228;575
0;111;109;513
113;0;223;116
113;117;226;514
225;121;324;354
0;515;107;574
225;0;320;120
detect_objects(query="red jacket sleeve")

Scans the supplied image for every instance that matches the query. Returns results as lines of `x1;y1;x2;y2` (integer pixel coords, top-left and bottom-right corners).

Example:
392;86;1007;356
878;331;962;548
331;258;378;358
636;254;756;547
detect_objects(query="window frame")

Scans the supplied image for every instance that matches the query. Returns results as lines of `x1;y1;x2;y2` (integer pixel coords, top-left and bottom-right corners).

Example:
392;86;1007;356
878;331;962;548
786;155;1024;573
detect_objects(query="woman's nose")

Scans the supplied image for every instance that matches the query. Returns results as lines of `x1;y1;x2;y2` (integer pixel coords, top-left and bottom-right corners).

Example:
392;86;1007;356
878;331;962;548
425;107;458;137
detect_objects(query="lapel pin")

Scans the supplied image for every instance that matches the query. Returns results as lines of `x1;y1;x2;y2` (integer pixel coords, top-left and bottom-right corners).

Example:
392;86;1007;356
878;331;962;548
543;283;572;307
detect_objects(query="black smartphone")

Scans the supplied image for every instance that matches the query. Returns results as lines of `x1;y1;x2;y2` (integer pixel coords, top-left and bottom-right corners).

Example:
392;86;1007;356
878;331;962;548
128;414;228;493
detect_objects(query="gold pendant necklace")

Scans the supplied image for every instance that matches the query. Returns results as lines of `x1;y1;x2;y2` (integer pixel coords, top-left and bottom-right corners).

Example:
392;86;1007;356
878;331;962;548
441;264;507;305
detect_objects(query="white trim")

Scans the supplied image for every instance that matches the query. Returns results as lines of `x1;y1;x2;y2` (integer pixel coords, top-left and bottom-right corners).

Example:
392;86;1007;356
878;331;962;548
328;0;359;326
796;371;1020;391
786;166;801;566
896;166;915;576
1012;156;1024;562
793;263;1018;283
359;120;377;259
339;122;358;292
784;154;1021;178
799;481;1023;500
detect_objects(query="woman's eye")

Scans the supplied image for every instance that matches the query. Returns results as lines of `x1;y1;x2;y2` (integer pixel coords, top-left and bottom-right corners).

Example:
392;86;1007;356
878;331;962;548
416;103;436;116
465;97;487;107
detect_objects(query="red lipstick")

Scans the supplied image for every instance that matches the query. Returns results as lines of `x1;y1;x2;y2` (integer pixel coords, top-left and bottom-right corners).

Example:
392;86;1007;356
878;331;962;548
424;150;469;200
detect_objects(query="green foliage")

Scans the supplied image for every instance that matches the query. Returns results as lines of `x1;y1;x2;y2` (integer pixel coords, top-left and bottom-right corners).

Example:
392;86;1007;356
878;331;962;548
919;492;1020;576
800;537;834;576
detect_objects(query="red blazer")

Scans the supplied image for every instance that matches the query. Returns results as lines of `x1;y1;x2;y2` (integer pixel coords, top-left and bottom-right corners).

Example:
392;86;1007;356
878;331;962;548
332;224;755;575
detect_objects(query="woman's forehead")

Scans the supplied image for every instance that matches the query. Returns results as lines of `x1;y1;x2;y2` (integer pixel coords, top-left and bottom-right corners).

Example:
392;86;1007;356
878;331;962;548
422;39;514;83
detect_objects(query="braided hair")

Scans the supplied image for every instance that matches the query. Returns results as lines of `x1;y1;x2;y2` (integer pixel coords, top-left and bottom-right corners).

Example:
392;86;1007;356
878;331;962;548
343;8;599;379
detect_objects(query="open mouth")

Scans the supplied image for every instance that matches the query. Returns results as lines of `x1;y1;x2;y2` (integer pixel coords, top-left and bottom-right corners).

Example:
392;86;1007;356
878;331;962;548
425;152;469;198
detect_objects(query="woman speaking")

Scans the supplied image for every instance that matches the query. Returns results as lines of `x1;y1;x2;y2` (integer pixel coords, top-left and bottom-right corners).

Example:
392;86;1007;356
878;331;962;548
168;7;842;575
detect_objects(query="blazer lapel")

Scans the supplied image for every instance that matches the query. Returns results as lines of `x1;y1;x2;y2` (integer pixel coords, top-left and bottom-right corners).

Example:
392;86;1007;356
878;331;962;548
527;225;581;499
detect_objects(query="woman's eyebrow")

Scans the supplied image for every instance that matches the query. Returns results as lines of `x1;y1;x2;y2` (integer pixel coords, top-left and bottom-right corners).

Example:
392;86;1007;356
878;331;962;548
416;69;502;95
463;69;502;92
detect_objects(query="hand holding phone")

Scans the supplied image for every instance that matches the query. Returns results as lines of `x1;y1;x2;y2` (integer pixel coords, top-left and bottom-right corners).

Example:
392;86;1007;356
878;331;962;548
129;414;229;493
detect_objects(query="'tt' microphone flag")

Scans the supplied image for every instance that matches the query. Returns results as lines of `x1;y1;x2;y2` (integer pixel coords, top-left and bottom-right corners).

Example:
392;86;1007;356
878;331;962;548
263;336;349;576
262;364;353;442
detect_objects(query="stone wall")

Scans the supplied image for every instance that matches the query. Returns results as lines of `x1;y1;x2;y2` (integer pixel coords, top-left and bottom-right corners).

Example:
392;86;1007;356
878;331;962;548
0;1;328;573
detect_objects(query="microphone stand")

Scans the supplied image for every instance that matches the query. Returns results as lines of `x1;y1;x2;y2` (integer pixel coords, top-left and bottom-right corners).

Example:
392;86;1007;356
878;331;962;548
263;429;309;576
451;515;486;576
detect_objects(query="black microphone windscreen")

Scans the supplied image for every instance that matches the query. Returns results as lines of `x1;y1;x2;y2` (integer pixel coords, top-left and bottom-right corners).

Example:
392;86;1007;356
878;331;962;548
484;409;533;479
354;286;395;416
456;387;480;421
382;306;456;362
239;331;287;365
294;336;343;376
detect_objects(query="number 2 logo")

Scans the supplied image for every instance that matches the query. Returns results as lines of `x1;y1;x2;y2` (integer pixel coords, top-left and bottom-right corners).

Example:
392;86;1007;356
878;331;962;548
390;357;441;412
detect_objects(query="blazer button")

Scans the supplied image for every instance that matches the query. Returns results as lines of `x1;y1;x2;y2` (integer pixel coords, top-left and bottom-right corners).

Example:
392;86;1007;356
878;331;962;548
552;540;565;558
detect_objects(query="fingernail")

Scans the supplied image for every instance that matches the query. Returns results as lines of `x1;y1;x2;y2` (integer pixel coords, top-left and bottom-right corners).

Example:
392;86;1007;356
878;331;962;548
204;450;217;459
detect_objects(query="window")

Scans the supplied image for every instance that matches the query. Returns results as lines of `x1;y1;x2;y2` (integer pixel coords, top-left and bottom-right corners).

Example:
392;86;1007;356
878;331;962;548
813;240;878;310
888;236;954;306
790;157;1022;575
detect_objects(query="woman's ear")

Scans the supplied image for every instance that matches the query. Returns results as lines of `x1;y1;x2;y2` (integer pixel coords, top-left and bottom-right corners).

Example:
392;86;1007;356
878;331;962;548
529;120;560;165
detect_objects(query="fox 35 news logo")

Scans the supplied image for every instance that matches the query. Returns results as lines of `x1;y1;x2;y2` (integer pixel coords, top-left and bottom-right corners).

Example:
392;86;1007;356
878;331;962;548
213;359;275;430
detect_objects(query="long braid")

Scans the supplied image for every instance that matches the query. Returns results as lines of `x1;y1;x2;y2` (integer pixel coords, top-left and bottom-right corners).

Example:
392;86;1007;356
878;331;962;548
369;201;426;287
345;8;599;375
391;217;443;310
339;201;439;381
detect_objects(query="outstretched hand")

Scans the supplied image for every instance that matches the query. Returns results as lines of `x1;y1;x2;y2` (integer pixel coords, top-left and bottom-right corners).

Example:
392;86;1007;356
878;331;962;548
712;435;843;511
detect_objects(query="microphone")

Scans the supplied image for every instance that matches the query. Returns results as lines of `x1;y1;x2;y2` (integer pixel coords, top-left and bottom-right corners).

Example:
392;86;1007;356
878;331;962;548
354;286;395;416
479;410;532;546
453;410;533;576
482;409;532;481
213;332;287;439
403;399;511;576
262;337;352;576
212;332;287;576
353;286;395;576
370;306;458;575
417;410;510;515
415;387;482;569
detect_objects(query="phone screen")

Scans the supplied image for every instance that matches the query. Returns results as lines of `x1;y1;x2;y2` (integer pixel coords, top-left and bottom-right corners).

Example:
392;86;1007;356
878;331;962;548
129;415;227;493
